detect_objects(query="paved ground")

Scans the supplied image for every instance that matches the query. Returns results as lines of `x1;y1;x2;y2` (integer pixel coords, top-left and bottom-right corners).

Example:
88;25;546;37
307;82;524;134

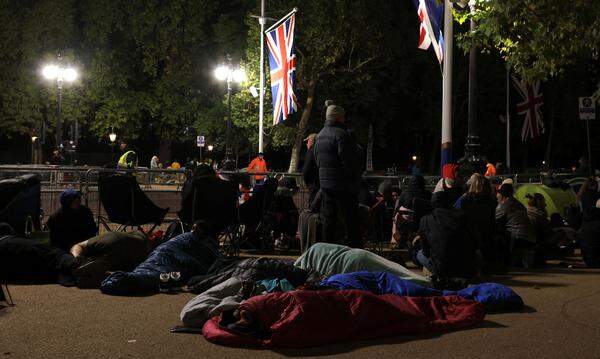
2;262;600;359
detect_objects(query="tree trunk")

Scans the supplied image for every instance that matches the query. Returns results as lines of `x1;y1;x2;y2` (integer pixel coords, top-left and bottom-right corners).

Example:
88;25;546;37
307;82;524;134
288;74;317;173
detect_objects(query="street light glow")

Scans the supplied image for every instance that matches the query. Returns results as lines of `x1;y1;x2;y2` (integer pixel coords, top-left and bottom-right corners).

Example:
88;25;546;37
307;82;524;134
214;66;230;81
232;68;247;83
42;64;78;82
109;132;117;143
42;65;59;80
63;68;78;82
207;145;214;151
31;136;38;142
412;155;418;161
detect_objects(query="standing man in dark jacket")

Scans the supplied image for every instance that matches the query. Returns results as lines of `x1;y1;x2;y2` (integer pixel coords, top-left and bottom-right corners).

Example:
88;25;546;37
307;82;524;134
313;100;362;247
302;133;319;207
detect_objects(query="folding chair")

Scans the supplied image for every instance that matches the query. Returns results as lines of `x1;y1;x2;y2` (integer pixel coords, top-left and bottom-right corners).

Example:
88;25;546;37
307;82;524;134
0;174;42;237
98;174;169;234
1;284;14;307
178;174;240;256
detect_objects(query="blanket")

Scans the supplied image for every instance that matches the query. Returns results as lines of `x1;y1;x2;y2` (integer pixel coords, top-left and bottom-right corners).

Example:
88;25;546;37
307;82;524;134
203;289;484;347
294;242;431;287
187;257;311;294
322;271;524;312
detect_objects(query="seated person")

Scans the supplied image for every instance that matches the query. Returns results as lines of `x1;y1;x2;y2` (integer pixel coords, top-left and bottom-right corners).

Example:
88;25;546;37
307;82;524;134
526;193;556;262
295;242;431;287
100;221;222;296
392;175;431;244
580;199;600;268
412;191;478;279
0;222;91;285
47;189;97;251
495;184;536;265
454;174;497;267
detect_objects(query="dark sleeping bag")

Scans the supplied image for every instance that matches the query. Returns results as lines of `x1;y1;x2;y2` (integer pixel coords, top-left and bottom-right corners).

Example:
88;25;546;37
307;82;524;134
100;232;221;295
322;271;524;312
186;257;312;294
203;289;485;347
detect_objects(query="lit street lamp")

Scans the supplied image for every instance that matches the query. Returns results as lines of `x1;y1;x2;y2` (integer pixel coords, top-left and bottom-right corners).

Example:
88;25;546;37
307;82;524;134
214;55;246;165
109;128;117;157
42;53;78;148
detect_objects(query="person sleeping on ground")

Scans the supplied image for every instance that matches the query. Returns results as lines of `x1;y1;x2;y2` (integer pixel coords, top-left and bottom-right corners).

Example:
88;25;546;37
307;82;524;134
294;242;431;287
101;220;222;295
0;223;148;288
47;189;97;251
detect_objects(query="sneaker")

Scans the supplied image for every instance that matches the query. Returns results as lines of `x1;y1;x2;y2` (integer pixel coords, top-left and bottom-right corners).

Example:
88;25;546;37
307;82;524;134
73;260;111;289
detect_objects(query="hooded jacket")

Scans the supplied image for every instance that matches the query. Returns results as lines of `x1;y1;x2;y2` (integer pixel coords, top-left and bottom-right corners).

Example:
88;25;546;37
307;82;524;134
313;119;361;193
396;175;432;210
419;206;477;277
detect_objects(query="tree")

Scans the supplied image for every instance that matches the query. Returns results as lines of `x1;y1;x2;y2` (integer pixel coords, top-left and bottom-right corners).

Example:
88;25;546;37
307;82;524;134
457;0;600;84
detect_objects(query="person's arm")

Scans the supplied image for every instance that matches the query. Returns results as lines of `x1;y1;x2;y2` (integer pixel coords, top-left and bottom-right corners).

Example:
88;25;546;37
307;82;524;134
70;240;89;257
247;158;255;172
337;132;359;177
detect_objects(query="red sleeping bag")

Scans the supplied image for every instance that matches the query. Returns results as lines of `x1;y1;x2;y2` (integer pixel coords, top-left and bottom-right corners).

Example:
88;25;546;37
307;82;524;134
203;289;485;347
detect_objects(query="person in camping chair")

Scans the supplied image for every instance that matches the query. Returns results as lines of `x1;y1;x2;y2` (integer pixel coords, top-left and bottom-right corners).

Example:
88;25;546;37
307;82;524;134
47;189;97;251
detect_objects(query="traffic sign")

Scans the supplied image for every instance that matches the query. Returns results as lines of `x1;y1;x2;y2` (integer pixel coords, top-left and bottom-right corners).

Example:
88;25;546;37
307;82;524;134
196;135;205;147
579;97;596;120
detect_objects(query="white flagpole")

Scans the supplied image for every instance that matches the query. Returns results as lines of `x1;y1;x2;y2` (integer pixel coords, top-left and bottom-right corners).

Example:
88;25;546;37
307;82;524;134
258;0;266;154
441;0;453;171
506;67;511;171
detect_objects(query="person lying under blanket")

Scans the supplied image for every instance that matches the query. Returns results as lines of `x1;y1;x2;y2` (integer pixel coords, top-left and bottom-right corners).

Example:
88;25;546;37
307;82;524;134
0;223;149;288
100;221;222;296
202;289;484;348
294;242;431;287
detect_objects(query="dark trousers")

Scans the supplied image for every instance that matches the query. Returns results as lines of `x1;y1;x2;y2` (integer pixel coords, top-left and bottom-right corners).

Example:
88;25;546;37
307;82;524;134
0;237;75;281
321;189;361;248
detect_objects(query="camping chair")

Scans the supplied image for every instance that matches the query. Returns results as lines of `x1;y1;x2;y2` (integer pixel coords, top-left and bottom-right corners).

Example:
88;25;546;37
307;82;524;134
177;174;240;256
98;174;169;234
237;178;279;251
0;174;42;237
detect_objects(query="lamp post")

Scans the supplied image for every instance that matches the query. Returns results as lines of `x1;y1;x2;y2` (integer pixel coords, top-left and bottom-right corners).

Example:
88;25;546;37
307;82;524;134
459;0;486;175
214;55;246;165
42;53;78;148
30;135;38;164
109;128;117;160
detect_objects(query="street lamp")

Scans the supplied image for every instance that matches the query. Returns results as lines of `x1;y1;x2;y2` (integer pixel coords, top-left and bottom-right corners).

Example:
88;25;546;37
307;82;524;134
42;53;78;148
30;135;38;164
214;55;246;164
207;145;214;152
108;128;117;156
411;155;418;162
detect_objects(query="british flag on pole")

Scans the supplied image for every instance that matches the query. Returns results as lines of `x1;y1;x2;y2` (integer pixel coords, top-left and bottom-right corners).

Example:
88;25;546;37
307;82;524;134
412;0;444;63
265;11;297;125
512;76;544;141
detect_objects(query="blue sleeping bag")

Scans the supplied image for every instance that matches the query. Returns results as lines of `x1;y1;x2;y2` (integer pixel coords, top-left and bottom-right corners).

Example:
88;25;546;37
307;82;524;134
101;232;222;295
321;271;524;311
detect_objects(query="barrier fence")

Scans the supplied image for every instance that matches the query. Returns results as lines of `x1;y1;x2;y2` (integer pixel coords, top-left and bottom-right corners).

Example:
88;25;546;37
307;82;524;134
0;164;559;227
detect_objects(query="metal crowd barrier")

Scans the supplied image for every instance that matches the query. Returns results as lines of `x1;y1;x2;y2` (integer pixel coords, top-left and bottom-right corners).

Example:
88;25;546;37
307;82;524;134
2;164;580;228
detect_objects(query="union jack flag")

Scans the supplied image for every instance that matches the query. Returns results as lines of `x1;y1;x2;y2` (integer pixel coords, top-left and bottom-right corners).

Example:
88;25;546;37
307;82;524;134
412;0;444;63
512;76;544;141
266;12;297;125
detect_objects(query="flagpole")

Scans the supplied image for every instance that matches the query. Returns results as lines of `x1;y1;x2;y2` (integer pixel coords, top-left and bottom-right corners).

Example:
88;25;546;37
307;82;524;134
441;0;453;172
258;0;266;154
506;67;511;171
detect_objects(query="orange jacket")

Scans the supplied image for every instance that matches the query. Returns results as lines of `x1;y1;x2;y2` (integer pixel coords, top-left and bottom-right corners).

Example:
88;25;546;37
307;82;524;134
485;163;496;177
248;157;267;180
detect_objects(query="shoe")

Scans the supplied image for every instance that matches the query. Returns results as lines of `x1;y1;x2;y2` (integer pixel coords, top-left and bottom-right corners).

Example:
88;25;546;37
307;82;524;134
73;260;111;289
